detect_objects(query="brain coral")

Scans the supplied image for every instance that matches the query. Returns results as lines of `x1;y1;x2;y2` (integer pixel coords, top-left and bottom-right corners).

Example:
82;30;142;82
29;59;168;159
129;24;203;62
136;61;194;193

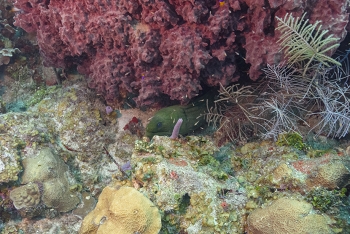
13;0;348;107
79;186;161;234
247;197;333;234
306;161;350;190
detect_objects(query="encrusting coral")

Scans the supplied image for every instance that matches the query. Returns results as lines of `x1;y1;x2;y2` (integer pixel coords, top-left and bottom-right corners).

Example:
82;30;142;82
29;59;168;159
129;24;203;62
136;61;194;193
306;161;350;189
79;186;161;234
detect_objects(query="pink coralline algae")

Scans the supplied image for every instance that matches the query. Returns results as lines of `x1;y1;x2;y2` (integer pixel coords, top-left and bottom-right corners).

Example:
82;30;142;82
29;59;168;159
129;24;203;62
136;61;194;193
13;0;349;107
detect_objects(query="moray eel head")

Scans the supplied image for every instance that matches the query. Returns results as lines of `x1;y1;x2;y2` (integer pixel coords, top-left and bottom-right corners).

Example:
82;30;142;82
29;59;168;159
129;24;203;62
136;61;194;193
145;107;182;139
145;90;216;139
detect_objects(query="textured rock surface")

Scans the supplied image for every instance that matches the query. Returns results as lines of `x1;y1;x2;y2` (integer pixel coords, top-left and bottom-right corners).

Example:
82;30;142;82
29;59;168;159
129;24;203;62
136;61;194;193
0;112;47;184
79;186;161;234
129;135;247;233
0;77;349;232
0;77;153;231
13;0;349;106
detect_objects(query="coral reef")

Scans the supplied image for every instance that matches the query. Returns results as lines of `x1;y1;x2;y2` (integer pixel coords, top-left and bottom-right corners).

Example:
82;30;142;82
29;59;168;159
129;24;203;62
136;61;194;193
15;215;82;233
247;198;333;234
0;107;61;185
0;3;22;66
0;114;24;183
0;74;349;232
79;186;161;234
232;140;350;195
0;76;152;231
306;187;347;213
0;24;349;232
124;134;350;233
12;0;349;106
305;159;350;189
8;147;81;216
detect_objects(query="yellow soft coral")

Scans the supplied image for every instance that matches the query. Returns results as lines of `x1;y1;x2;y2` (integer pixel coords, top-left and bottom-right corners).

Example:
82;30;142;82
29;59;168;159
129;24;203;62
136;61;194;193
79;186;161;234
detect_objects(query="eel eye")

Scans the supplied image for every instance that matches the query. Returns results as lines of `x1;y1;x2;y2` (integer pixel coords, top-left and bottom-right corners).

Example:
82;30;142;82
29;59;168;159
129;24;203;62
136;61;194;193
156;122;162;128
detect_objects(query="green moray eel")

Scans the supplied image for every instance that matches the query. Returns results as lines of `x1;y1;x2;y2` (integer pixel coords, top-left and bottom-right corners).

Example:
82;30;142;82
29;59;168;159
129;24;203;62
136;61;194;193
145;91;216;139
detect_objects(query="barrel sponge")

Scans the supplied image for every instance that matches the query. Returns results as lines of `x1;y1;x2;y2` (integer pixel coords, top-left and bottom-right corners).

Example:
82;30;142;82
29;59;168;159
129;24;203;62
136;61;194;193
79;186;161;234
247;198;333;234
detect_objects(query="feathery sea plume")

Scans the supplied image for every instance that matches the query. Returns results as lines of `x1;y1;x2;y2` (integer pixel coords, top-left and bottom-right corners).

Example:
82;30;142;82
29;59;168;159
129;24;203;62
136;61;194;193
204;83;257;143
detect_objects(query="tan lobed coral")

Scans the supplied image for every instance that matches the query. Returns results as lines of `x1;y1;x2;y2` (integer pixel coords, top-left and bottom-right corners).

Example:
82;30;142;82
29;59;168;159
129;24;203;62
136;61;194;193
79;186;161;234
20;148;80;212
247;198;333;234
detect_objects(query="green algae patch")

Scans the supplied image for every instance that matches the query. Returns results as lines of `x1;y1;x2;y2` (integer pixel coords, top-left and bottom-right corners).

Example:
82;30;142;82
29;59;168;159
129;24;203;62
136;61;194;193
306;187;347;213
26;85;57;107
276;132;305;151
